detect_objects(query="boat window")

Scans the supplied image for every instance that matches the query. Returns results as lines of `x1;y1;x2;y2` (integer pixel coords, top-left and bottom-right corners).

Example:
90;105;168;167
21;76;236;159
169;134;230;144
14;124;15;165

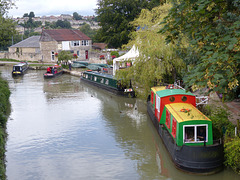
184;125;208;143
101;78;104;83
86;74;88;78
94;76;97;81
184;126;194;142
169;96;175;102
197;126;207;141
182;96;187;102
105;79;109;85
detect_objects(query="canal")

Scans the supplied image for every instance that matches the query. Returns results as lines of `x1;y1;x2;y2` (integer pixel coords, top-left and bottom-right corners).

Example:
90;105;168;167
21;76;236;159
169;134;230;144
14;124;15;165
0;66;239;180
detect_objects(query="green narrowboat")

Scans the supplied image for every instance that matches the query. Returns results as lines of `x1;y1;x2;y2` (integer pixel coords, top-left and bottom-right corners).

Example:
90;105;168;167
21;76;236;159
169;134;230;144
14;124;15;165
147;86;224;174
81;70;135;97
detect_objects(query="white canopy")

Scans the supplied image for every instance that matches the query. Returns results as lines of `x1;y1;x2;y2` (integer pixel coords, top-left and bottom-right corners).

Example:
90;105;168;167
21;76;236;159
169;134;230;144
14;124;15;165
113;45;139;75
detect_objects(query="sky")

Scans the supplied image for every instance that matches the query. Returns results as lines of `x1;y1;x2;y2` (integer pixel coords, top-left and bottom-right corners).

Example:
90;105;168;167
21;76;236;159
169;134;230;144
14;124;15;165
8;0;98;18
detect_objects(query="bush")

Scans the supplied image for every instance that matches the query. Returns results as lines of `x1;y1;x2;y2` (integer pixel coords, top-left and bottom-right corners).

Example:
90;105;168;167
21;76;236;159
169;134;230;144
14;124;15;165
207;106;235;139
0;74;10;179
224;137;240;174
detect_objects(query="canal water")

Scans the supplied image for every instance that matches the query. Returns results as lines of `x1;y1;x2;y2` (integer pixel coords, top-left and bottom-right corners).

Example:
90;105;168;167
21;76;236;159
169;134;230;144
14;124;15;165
0;66;239;180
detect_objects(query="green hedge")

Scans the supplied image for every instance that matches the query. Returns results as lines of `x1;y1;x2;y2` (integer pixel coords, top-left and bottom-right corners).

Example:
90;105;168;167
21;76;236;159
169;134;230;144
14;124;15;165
0;73;10;180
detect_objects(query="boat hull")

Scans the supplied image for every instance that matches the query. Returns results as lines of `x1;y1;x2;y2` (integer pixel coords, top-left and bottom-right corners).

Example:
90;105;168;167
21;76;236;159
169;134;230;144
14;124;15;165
44;71;63;78
147;101;224;174
81;77;135;97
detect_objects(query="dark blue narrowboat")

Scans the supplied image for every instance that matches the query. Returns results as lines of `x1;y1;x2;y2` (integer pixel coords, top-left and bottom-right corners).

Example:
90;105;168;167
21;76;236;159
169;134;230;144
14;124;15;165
12;62;29;76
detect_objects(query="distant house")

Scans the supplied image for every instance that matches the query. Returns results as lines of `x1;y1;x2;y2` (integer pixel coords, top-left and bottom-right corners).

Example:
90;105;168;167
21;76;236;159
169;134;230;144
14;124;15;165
40;29;92;62
92;43;107;51
8;36;42;61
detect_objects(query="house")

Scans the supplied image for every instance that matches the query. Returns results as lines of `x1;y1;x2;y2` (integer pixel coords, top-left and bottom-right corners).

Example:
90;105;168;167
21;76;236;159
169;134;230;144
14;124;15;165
40;29;92;62
8;36;42;61
92;43;107;51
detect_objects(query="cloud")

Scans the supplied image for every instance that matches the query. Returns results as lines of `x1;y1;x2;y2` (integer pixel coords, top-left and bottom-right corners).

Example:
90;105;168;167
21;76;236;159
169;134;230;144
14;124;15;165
8;0;98;17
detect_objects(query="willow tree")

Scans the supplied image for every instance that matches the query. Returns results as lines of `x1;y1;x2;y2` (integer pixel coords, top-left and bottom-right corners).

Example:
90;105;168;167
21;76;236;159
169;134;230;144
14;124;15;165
116;4;185;98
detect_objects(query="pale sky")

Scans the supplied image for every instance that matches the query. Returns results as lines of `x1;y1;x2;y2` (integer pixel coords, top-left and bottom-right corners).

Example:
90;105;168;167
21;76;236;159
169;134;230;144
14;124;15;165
8;0;98;18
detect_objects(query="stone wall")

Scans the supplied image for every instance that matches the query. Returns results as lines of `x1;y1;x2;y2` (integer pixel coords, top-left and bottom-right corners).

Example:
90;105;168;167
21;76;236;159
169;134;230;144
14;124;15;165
8;52;42;61
40;41;58;62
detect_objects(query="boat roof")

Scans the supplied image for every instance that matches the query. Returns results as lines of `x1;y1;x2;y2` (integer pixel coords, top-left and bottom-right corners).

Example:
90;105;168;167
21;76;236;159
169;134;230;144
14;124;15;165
13;62;28;67
84;71;115;79
155;88;195;98
151;86;166;93
165;103;210;122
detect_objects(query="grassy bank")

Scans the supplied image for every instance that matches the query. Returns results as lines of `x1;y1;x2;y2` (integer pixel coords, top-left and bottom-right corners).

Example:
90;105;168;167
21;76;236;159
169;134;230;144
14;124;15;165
0;73;10;180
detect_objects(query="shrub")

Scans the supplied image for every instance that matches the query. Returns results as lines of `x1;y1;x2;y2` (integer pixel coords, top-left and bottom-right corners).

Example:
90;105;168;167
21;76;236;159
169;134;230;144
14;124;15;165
224;137;240;174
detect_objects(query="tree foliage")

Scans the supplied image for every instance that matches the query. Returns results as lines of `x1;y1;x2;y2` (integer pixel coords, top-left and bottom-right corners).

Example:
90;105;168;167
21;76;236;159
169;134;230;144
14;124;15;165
95;0;160;48
58;51;73;62
224;137;240;174
116;4;185;98
0;0;14;16
0;15;16;50
160;0;240;98
73;12;82;20
79;23;97;42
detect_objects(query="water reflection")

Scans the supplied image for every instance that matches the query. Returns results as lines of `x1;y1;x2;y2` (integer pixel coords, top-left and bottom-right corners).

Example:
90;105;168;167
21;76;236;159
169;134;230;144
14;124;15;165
0;66;239;180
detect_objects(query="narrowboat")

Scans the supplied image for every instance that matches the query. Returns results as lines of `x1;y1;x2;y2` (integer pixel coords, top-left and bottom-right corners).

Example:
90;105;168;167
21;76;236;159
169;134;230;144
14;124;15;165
147;86;224;174
81;70;135;97
44;65;63;78
12;62;29;75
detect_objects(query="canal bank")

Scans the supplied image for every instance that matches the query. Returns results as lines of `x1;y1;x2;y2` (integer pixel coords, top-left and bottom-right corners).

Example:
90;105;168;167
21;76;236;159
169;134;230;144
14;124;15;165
0;74;10;180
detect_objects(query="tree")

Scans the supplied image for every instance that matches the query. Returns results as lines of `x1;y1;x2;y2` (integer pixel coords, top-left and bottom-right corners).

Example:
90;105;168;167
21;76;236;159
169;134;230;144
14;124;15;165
58;51;73;63
29;11;35;18
160;0;240;101
0;0;16;50
79;23;97;42
23;13;28;17
73;12;82;20
116;4;185;98
55;20;71;29
95;0;160;48
0;0;14;16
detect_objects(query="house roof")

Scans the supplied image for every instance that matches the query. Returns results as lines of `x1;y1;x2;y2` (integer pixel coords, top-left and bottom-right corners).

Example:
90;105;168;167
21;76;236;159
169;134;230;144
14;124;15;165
42;29;91;41
10;36;40;48
92;43;107;50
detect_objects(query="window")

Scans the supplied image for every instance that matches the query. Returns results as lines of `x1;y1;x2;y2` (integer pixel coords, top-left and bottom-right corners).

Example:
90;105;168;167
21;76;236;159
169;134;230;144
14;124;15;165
51;51;55;61
81;40;89;46
169;96;175;102
182;96;187;102
101;78;104;83
166;109;171;129
71;41;80;46
86;74;88;79
94;76;97;81
184;125;208;143
77;51;80;56
105;79;109;85
156;95;160;112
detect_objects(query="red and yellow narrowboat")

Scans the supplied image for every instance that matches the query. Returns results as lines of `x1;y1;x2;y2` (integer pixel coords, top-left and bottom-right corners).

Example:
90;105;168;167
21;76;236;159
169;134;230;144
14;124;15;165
147;86;224;174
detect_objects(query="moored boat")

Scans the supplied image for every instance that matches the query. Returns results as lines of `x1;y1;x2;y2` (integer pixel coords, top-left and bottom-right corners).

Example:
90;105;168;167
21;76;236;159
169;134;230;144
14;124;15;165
147;86;224;174
81;70;135;97
12;61;29;75
44;64;63;78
